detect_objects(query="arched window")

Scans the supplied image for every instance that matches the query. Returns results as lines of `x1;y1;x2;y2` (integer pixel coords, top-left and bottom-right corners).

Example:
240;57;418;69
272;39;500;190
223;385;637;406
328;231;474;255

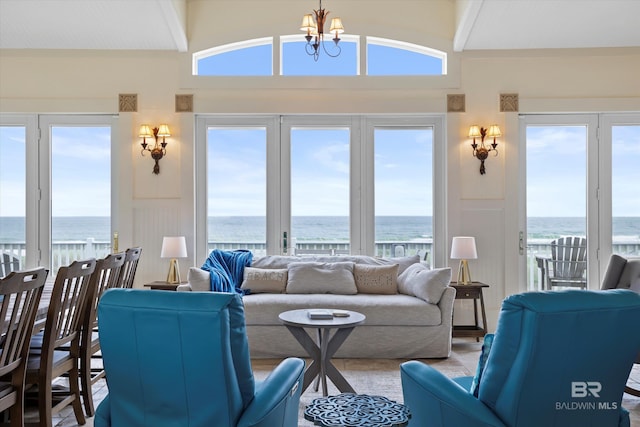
366;37;446;75
193;38;273;76
193;35;446;77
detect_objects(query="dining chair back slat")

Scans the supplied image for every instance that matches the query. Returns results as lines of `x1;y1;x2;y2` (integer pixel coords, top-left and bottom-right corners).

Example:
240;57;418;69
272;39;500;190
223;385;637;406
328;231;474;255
80;252;126;416
118;247;141;289
0;267;48;426
25;258;96;427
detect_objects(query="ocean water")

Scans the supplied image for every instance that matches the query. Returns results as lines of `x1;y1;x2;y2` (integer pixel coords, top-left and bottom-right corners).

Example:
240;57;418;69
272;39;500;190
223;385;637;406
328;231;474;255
0;216;638;243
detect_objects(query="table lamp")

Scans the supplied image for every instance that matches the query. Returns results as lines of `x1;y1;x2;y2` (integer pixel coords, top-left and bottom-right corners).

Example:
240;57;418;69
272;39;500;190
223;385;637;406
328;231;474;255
450;236;477;285
160;236;187;284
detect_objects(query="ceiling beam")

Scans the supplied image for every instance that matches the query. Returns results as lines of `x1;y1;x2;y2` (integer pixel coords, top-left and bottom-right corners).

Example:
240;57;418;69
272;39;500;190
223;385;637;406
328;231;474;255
453;0;484;52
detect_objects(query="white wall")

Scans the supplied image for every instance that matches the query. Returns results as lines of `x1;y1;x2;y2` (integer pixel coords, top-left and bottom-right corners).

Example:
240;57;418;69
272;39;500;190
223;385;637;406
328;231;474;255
1;0;639;331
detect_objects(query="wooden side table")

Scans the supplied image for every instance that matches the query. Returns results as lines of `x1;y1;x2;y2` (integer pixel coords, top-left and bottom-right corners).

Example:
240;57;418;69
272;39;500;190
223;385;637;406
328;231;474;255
451;282;489;341
143;281;182;291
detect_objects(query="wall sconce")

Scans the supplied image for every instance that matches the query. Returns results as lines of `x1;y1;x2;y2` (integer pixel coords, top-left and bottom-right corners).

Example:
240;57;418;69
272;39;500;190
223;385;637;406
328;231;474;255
469;124;501;175
139;124;170;175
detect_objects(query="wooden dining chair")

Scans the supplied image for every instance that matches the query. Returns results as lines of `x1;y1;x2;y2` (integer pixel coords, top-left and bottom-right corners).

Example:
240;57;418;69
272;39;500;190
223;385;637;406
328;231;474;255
79;252;125;417
25;258;96;427
118;247;141;288
0;267;48;427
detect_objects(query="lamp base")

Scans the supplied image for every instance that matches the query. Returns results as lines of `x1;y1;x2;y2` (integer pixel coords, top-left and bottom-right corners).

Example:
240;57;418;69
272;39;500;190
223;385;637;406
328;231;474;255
166;258;182;284
456;259;472;285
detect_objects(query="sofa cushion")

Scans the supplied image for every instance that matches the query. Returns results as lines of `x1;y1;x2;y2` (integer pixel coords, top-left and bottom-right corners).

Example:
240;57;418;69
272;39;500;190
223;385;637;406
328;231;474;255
397;264;452;304
243;293;443;326
240;267;288;293
353;264;398;294
286;262;357;295
251;254;420;276
187;267;211;292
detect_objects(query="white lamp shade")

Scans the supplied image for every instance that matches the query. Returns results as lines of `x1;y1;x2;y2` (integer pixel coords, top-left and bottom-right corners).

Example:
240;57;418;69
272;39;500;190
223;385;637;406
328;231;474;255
161;236;187;258
468;125;481;138
450;236;478;260
329;17;344;34
138;124;152;138
157;124;171;137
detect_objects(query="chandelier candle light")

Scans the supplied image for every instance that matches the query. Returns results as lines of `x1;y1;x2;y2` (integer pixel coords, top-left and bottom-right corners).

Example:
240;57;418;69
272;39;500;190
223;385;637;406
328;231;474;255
161;236;187;284
300;0;344;61
139;124;171;175
450;236;478;285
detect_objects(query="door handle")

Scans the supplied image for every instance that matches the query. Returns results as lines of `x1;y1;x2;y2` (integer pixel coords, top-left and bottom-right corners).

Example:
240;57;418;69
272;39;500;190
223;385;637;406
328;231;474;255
283;231;288;255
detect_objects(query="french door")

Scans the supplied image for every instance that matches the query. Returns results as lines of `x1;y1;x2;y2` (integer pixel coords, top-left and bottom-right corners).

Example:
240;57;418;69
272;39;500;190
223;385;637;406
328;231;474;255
0;114;116;274
519;113;640;291
195;115;445;264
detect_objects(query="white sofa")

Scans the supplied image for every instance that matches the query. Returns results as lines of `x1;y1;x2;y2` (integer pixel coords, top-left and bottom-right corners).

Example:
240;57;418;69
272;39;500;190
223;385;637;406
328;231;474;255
178;254;456;359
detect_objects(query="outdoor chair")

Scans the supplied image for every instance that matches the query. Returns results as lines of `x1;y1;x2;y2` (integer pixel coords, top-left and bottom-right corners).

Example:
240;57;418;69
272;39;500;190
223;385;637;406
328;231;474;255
95;289;305;427
0;253;20;279
401;289;640;427
536;236;587;290
0;267;47;426
601;254;640;397
25;258;96;427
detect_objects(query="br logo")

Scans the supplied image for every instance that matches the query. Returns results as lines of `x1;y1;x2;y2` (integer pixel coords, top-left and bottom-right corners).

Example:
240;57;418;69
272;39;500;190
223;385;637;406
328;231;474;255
571;381;601;398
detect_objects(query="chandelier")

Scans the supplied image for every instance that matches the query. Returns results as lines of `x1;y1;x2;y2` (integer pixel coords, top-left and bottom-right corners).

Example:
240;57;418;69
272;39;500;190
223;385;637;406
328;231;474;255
300;0;344;61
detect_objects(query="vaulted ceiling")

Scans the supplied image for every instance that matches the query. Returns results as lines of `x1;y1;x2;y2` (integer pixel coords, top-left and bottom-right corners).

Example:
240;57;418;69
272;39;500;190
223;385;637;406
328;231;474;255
0;0;638;52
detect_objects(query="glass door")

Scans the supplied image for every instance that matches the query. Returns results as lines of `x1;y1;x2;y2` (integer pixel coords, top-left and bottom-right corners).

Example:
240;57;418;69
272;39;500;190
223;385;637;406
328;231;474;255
521;115;598;290
40;115;114;274
281;117;353;255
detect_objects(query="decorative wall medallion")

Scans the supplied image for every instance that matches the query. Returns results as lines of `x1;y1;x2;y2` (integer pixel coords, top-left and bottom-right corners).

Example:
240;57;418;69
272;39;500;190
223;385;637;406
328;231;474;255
500;93;519;112
118;94;138;112
447;94;465;113
175;94;194;113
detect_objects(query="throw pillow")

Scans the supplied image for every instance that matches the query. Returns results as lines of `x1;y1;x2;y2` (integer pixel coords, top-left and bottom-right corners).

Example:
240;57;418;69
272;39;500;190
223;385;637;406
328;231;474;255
470;333;495;397
240;267;288;293
397;264;452;304
353;264;398;294
187;267;211;292
286;262;357;295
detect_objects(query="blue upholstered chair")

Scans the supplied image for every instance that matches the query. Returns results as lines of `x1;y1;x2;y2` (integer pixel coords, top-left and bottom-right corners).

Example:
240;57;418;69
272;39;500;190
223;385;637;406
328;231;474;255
401;289;640;427
94;289;305;427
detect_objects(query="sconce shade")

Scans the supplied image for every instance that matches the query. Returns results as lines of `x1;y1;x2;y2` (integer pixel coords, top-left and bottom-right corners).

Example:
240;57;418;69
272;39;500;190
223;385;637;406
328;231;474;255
468;125;482;138
329;17;344;34
487;124;502;138
161;236;187;259
138;125;152;138
450;236;478;260
157;124;171;137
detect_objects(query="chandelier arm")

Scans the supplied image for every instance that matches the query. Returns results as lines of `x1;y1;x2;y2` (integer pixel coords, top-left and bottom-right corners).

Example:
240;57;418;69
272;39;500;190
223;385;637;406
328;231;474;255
322;40;341;58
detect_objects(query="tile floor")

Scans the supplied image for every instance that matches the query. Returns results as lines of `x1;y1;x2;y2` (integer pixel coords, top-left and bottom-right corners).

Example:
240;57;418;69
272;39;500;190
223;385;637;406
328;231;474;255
24;338;640;426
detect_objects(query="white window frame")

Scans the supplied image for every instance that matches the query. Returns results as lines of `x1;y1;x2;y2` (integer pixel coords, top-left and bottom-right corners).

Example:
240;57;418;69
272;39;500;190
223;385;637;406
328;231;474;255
195;114;446;265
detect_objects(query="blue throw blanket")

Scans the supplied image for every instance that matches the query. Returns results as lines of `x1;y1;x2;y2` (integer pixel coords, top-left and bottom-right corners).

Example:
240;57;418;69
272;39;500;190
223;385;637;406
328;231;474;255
201;249;253;294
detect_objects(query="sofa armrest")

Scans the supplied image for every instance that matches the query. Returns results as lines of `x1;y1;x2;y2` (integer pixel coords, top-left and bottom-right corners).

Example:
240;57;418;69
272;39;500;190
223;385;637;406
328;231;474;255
438;286;456;327
401;360;505;427
176;284;192;291
237;357;305;427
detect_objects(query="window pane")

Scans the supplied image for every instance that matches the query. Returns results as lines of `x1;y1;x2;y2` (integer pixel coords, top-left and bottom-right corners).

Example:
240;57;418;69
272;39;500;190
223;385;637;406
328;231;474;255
367;44;443;75
374;128;432;261
612;125;640;256
207;128;267;256
282;40;358;75
0;125;26;274
51;126;111;273
197;44;272;76
526;126;587;289
291;128;350;254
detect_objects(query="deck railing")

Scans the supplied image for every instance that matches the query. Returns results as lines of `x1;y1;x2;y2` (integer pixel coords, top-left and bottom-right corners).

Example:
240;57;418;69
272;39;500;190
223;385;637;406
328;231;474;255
3;239;639;284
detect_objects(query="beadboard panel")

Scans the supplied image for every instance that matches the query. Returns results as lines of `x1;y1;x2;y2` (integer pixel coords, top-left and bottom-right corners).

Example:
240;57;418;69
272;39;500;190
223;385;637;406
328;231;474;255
452;207;505;334
133;206;186;287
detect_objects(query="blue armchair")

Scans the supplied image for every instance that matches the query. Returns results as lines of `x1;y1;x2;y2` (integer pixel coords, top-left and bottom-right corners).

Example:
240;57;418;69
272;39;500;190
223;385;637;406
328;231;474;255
401;289;640;427
94;289;304;427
